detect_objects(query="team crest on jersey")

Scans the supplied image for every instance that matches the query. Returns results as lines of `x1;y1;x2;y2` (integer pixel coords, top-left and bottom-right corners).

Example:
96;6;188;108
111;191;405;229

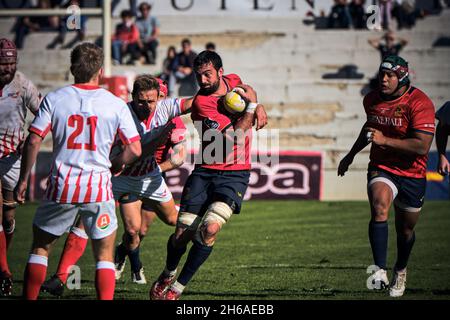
394;106;404;117
7;91;19;99
204;118;219;130
96;213;111;230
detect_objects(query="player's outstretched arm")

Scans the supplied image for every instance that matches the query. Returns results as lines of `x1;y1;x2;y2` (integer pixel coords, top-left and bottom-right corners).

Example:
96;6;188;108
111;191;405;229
338;125;370;177
111;140;142;176
14;133;43;204
435;121;450;175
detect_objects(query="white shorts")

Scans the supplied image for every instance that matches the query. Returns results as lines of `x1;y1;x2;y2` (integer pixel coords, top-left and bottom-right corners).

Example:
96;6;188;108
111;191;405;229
112;169;173;204
33;200;117;239
0;153;21;191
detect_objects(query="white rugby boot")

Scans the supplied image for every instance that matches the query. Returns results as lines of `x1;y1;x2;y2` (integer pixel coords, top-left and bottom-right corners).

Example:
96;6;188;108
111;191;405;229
389;268;407;298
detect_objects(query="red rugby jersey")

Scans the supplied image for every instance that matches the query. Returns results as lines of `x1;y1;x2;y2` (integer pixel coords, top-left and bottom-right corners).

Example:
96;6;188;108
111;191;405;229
364;86;435;178
191;74;252;171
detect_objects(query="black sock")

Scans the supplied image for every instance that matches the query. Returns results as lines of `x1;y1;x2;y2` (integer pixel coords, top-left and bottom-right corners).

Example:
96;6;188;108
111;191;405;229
177;240;213;286
115;242;127;264
166;234;187;272
369;220;388;270
127;246;142;273
395;232;415;270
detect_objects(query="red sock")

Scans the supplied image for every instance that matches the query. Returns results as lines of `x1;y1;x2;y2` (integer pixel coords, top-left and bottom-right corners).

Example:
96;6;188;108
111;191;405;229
56;229;88;283
95;261;115;300
0;227;11;276
23;254;48;300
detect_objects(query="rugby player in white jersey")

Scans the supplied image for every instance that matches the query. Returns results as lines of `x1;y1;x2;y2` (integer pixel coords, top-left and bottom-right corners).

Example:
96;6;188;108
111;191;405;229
114;78;187;284
111;75;190;283
0;38;41;296
40;76;191;296
14;43;142;300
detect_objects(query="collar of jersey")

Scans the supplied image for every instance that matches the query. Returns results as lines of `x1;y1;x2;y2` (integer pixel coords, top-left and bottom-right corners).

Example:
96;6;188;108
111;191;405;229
72;84;101;90
378;85;410;104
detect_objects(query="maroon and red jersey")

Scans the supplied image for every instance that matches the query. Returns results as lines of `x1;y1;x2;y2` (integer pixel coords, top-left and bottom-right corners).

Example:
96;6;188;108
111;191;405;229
154;117;186;164
191;74;251;171
363;86;435;178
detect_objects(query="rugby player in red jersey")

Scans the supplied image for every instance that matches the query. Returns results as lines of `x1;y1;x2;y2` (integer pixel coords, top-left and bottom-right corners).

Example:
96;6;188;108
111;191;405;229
150;50;268;300
338;55;435;297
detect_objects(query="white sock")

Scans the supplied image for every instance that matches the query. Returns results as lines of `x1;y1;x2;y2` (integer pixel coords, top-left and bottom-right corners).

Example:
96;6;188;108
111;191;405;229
164;267;177;277
171;281;185;293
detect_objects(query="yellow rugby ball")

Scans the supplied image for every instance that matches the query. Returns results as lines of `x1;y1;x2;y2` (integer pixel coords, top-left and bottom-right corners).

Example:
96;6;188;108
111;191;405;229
223;88;247;114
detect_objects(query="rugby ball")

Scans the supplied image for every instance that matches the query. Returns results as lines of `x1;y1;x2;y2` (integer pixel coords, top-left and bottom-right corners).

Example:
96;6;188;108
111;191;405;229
223;87;247;114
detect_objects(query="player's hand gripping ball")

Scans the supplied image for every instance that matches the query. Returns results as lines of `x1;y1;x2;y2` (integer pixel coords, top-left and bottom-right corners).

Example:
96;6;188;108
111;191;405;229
223;87;247;114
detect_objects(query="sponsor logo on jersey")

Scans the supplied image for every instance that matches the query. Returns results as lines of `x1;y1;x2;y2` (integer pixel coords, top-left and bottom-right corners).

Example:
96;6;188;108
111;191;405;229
7;91;19;99
394;106;403;117
368;115;403;127
204;118;219;130
96;213;111;230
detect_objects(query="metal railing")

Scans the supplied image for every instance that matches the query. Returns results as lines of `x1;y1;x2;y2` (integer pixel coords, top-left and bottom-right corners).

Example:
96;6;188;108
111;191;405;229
0;0;112;76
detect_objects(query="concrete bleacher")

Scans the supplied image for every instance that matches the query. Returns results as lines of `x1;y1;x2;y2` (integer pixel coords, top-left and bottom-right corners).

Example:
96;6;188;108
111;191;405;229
1;9;449;200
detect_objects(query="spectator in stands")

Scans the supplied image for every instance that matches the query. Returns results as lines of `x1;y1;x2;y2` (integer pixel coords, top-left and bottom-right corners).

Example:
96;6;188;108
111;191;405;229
14;0;62;49
368;30;408;61
47;0;87;49
392;0;425;30
349;0;366;29
377;0;394;30
169;38;198;96
136;2;160;64
159;46;178;96
327;0;352;29
112;9;140;65
205;42;216;52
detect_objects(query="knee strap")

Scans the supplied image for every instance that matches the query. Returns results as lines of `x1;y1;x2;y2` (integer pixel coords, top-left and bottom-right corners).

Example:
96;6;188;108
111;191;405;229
176;212;202;231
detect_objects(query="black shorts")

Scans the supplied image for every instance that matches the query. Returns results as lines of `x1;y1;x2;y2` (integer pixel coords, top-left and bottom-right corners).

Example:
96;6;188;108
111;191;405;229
180;167;250;216
367;167;426;212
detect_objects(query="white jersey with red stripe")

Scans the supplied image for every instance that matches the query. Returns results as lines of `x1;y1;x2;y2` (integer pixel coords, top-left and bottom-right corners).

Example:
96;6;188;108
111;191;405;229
121;97;185;177
30;84;140;204
0;71;41;158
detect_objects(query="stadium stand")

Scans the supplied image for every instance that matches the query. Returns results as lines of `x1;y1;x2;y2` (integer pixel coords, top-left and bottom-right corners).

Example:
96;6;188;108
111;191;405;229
0;4;448;200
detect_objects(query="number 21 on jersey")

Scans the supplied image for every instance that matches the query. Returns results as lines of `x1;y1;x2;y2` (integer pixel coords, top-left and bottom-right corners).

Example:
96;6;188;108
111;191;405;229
67;114;98;151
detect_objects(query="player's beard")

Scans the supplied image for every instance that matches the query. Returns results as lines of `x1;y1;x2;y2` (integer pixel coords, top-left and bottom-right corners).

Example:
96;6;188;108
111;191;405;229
0;67;16;87
200;79;220;95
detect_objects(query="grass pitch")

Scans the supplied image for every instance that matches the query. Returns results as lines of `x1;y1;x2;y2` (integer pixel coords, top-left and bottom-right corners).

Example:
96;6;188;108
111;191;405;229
5;200;450;300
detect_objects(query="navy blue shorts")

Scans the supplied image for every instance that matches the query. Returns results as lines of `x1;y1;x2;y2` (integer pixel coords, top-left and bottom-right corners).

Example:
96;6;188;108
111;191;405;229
367;167;426;212
180;167;250;216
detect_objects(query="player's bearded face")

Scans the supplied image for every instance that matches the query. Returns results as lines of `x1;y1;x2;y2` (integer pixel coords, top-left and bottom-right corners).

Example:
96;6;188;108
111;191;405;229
133;89;158;120
195;63;222;95
379;70;398;95
0;61;16;86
